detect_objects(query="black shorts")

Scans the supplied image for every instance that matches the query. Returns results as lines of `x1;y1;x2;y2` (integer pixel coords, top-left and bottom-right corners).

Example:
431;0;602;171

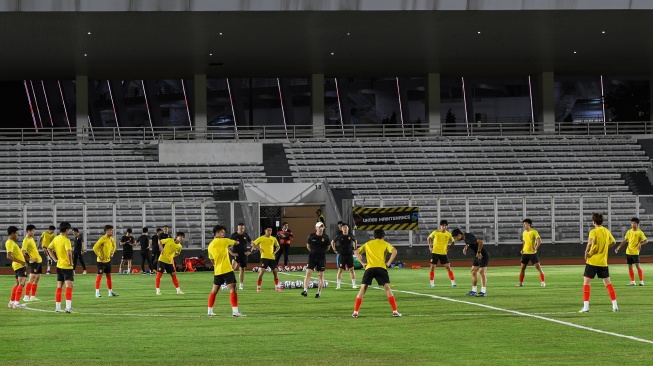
473;255;490;268
260;258;277;269
339;253;354;269
430;254;450;265
29;262;43;274
233;253;248;268
97;262;112;275
307;255;326;272
122;247;133;260
158;262;175;274
584;264;610;279
521;254;540;265
626;255;640;265
213;271;237;286
14;267;27;278
56;268;74;282
361;267;391;286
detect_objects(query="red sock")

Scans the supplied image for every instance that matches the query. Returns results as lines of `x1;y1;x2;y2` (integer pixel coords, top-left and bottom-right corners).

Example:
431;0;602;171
230;292;238;307
55;288;62;303
274;279;279;286
629;269;635;281
519;273;524;283
638;268;644;281
10;285;17;302
388;296;398;311
582;284;590;302
65;287;72;301
155;272;162;288
171;274;179;288
354;297;362;312
447;269;455;281
208;293;216;308
257;280;262;286
95;275;102;290
31;284;38;296
25;283;32;297
106;274;113;290
16;286;23;301
429;270;434;281
539;273;545;282
606;284;617;301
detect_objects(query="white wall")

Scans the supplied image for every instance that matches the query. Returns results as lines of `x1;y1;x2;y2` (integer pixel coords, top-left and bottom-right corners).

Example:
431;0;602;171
244;183;326;205
158;141;263;164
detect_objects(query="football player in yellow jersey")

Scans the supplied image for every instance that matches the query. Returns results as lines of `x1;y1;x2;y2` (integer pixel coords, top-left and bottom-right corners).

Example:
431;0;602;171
615;217;648;286
426;220;457;288
6;226;28;308
46;222;75;313
93;225;119;298
155;232;185;295
207;225;243;317
251;226;281;292
516;219;546;287
580;213;618;313
21;225;42;301
352;229;400;318
39;225;56;274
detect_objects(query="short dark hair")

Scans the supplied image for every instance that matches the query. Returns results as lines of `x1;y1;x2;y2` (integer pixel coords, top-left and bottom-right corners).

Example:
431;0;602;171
632;217;640;224
341;223;349;228
126;228;133;234
282;222;288;226
7;226;18;235
142;227;148;233
59;221;71;233
439;220;448;226
73;228;79;233
104;225;113;232
523;218;533;225
337;221;344;225
213;225;226;234
451;228;463;237
164;225;169;228
26;224;36;231
593;213;604;225
48;225;56;231
237;223;245;227
264;225;273;230
156;228;162;232
373;229;385;239
176;232;185;238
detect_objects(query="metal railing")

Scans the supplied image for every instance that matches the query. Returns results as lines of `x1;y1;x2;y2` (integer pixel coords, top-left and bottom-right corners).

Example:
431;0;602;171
0;121;651;142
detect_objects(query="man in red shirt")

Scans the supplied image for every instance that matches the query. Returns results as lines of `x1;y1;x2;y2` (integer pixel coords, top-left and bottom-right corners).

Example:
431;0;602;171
276;222;293;267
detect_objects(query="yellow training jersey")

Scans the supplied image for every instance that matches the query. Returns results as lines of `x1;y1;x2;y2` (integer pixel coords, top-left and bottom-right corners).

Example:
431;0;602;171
40;231;55;249
358;239;395;270
5;239;26;271
522;229;540;255
208;237;236;276
624;229;647;256
587;226;615;267
253;235;279;260
428;230;453;255
158;238;181;264
22;237;42;263
93;235;116;263
48;234;73;270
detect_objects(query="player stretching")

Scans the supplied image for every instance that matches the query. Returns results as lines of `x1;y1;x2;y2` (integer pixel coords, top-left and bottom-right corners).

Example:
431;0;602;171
615;217;648;286
6;226;27;308
93;225;119;298
580;213;618;313
251;226;281;292
39;225;55;274
452;228;489;297
331;223;358;289
352;229;400;318
301;222;331;298
516;219;546;287
427;220;457;288
207;225;243;317
22;225;42;301
156;232;185;295
47;222;75;313
229;223;252;290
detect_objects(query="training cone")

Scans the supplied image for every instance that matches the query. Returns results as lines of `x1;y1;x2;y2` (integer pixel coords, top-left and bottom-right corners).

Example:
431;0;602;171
131;269;139;274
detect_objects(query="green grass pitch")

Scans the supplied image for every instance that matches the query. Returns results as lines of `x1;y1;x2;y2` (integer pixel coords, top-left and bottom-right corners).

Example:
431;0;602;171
1;264;653;365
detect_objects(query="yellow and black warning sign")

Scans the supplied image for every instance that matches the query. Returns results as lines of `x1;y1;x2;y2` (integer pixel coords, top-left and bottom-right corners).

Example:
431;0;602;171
352;206;419;230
